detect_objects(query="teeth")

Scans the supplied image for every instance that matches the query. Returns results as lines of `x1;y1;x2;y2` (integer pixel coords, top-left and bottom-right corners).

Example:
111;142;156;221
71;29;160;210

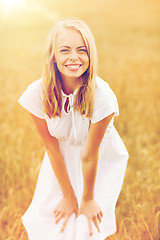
66;65;81;69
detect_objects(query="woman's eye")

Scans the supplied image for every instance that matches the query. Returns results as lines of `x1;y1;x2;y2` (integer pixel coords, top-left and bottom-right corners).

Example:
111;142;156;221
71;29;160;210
78;49;87;53
60;49;69;53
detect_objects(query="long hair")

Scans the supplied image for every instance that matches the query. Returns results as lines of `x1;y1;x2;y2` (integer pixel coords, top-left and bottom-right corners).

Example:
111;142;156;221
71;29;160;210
42;17;98;118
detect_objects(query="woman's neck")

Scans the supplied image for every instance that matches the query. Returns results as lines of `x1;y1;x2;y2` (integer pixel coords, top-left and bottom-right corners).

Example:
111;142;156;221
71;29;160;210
60;75;83;95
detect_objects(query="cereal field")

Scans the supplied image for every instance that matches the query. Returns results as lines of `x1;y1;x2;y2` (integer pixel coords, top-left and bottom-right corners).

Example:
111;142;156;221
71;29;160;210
0;0;160;239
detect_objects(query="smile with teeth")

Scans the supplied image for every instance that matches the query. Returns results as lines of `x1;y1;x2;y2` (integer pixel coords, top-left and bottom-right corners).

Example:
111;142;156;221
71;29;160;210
65;64;82;70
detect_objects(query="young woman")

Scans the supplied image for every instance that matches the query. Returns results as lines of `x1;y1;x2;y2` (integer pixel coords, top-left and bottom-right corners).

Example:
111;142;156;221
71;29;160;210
18;17;129;240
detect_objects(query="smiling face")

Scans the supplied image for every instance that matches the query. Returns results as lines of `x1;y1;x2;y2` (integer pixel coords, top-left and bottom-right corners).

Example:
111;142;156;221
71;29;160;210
54;28;89;90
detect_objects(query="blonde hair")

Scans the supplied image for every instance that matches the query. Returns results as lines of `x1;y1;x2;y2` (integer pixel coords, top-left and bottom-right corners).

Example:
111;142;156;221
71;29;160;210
42;17;98;118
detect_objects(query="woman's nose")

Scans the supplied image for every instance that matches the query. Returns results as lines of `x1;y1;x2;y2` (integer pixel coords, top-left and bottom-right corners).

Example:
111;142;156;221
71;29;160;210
69;50;78;61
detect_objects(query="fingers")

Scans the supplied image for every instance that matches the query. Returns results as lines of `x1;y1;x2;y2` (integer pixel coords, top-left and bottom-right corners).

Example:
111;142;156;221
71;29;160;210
100;210;103;218
97;213;102;223
88;210;103;236
54;213;68;233
93;217;100;233
88;219;93;236
61;216;69;232
54;210;60;218
88;217;101;236
55;212;64;224
97;211;103;223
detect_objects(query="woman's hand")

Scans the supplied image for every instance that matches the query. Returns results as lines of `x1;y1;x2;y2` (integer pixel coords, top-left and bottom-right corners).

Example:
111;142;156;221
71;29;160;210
53;195;78;232
78;199;103;236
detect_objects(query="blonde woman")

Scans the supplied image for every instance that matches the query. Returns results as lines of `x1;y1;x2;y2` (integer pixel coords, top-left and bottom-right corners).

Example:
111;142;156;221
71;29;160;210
18;17;129;240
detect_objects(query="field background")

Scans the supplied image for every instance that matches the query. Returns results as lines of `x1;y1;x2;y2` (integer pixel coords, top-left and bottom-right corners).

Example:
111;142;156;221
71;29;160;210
0;0;160;239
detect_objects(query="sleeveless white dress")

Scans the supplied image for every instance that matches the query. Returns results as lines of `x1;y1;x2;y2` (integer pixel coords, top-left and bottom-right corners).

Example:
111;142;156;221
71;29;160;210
18;76;128;240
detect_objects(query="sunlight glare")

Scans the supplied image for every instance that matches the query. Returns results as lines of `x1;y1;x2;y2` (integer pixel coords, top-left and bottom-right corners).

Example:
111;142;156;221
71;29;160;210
3;0;23;11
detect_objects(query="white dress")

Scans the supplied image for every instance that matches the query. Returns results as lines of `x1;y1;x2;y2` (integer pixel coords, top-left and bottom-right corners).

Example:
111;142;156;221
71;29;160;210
18;76;129;240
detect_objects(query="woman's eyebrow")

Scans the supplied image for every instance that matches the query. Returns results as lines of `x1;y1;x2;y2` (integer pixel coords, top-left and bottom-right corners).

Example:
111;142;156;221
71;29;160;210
58;45;87;50
77;46;87;49
59;46;70;49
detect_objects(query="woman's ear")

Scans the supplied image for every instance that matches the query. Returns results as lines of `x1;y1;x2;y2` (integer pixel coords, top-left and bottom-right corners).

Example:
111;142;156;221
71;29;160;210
53;55;56;63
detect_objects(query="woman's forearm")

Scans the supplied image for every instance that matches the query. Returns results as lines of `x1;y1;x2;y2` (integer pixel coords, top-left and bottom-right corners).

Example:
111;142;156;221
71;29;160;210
80;115;114;201
30;114;75;199
81;154;99;200
47;146;75;198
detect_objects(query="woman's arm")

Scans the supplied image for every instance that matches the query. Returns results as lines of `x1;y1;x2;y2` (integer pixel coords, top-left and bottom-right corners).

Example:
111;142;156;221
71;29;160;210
79;113;114;235
30;114;78;231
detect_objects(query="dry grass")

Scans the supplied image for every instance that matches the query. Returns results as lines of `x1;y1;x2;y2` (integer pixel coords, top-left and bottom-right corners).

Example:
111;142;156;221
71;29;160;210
0;0;160;239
